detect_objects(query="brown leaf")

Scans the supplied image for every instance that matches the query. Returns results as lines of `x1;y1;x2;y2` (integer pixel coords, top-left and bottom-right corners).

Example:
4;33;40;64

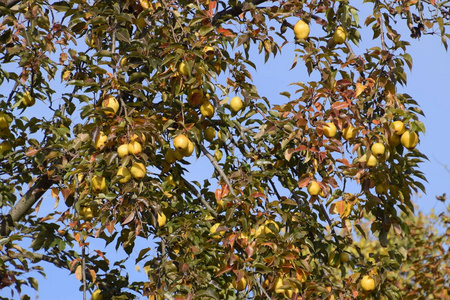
121;211;135;226
298;177;311;188
25;148;39;156
331;101;349;110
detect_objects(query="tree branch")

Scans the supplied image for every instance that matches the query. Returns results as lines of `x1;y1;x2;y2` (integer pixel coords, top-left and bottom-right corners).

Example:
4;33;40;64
199;144;236;196
1;174;53;237
212;0;270;25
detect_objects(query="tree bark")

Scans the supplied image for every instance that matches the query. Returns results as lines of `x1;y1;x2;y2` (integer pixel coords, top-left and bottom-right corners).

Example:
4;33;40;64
0;174;53;237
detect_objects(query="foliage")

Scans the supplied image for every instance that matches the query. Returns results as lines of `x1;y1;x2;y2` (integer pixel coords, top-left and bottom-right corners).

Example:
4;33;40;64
0;0;449;299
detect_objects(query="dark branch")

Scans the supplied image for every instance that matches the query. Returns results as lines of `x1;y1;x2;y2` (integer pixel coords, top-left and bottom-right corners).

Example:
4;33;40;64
1;174;53;237
212;0;270;25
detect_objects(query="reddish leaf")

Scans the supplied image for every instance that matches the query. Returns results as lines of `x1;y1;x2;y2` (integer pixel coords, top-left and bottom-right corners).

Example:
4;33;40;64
298;177;311;188
218;27;235;37
25;147;40;156
331;101;349;110
337;158;350;166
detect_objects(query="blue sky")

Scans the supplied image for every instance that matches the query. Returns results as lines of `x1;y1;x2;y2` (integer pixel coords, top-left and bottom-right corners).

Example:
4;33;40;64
1;3;449;300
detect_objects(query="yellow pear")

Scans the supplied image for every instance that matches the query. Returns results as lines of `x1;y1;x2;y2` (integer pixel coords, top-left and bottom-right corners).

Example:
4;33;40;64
21;91;35;107
333;26;347;44
200;100;215;118
339;252;350;263
263;220;279;234
164;148;177;164
0;141;12;154
233;277;247;291
131;162;146;180
371;143;385;157
307;181;321;196
178;62;189;76
391;121;405;135
91;289;103;300
389;133;401;147
102;95;119;116
323;122;337;138
204;127;216;142
203;46;215;60
400;130;418;150
173;134;190;152
92;175;106;192
79;206;94;220
128;141;142;155
180;139;194;157
94;132;108;149
230;96;243;113
0;112;11;129
273;277;284;294
214;149;223;161
174;149;184;160
366;154;378;167
117;144;129;158
116;167;131;183
342;124;356;140
360;275;375;291
375;183;388;195
294;20;310;39
157;212;167;227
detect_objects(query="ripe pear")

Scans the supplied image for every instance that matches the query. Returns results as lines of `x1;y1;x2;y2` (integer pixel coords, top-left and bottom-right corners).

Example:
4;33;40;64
214;149;223;161
323;122;337;138
391;121;405;135
92;175;106;192
371;143;385;157
333;26;347;44
94;132;108;150
388;133;401;147
91;289;103;300
179;139;194;157
173;134;190;152
131;162;146;180
178;62;189;76
230;96;243;113
0;141;12;154
204;127;216;142
233;277;247;291
203;46;215;60
157;212;167;227
128;140;142;155
116;167;131;183
400;130;418;150
294;20;310;39
307;181;321;196
342;124;357;140
79;206;94;220
339;252;350;263
200;100;215;118
360;275;376;291
117;144;129;158
102;95;119;116
164;148;177;164
366;154;378;167
21;91;35;107
0;112;11;129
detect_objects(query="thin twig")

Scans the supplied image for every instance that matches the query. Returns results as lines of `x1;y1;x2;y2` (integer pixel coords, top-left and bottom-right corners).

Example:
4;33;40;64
199;144;236;196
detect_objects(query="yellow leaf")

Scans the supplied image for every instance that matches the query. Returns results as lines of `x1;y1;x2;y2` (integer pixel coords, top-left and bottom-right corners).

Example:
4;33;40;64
355;83;366;98
75;265;83;281
89;269;96;283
